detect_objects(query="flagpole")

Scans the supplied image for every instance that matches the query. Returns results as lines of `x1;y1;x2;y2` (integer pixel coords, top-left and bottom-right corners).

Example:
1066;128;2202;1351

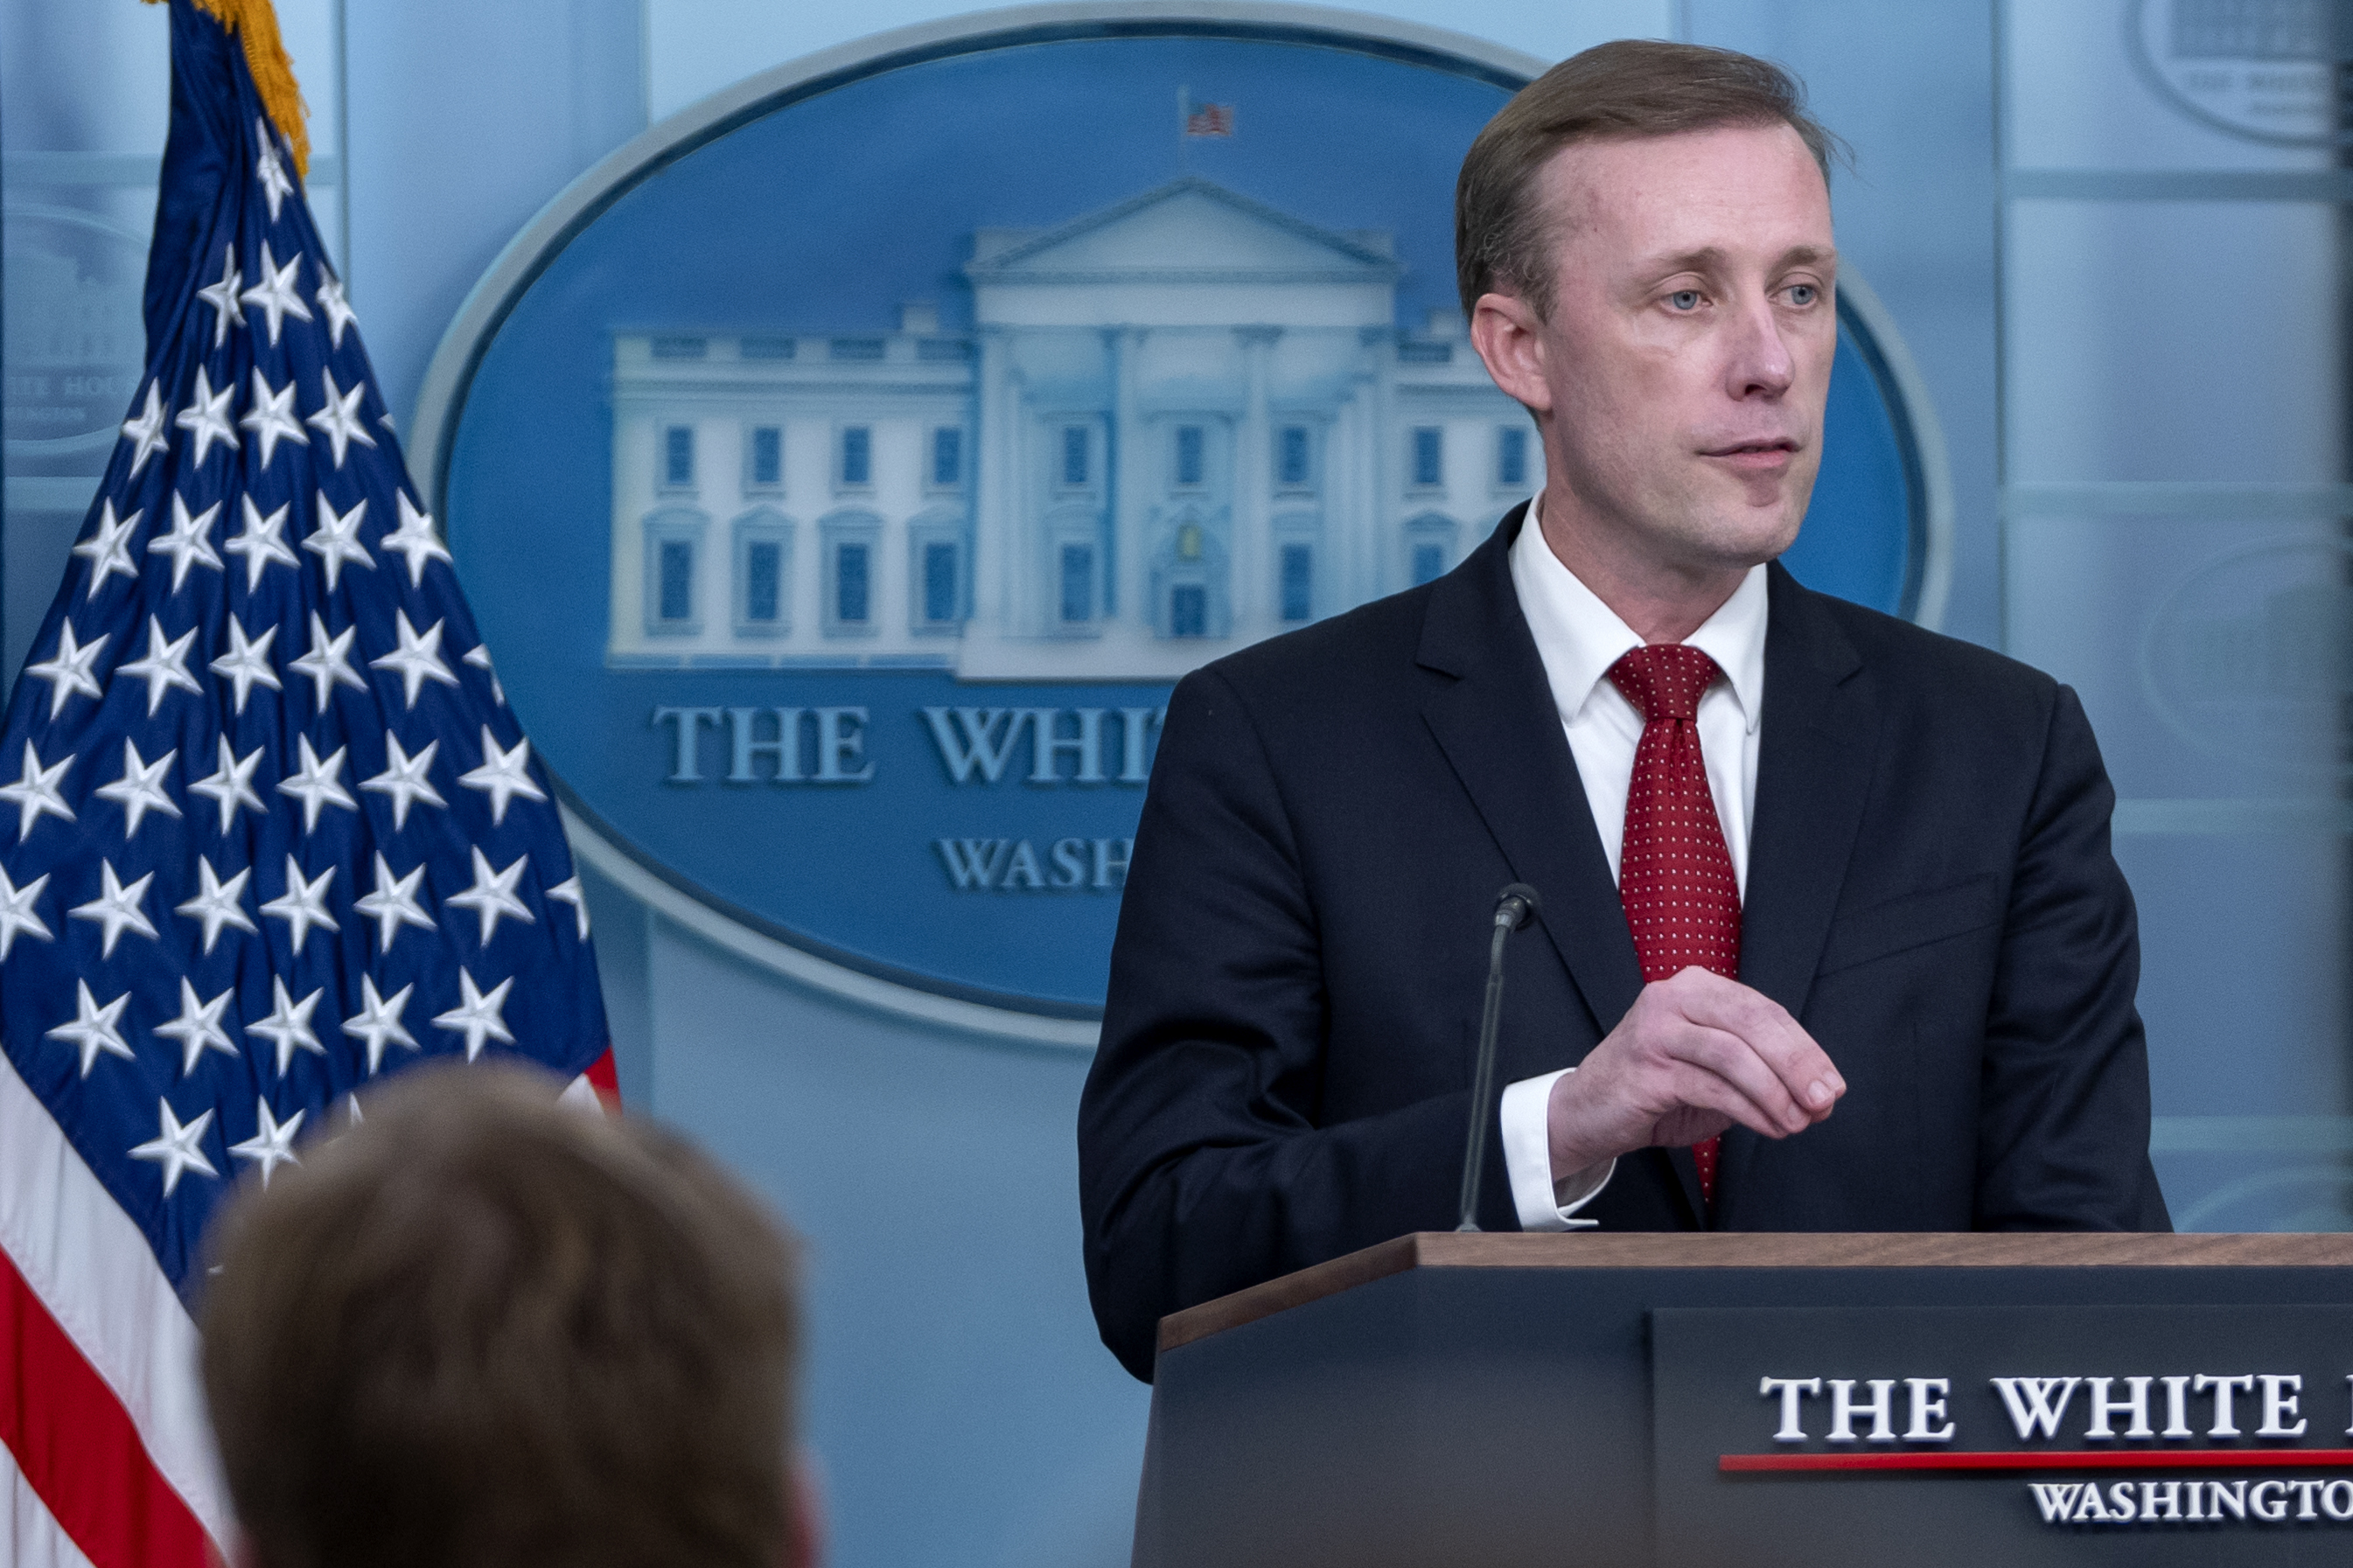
1176;84;1189;177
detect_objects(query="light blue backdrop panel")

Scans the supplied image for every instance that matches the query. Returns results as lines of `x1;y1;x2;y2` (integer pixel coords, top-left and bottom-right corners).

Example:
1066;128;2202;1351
443;26;1925;1015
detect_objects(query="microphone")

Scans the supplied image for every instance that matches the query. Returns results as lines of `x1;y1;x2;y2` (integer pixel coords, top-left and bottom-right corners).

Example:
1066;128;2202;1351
1456;883;1543;1232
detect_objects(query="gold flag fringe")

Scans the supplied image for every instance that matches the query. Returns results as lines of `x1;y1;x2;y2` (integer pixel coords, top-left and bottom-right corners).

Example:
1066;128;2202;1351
142;0;311;176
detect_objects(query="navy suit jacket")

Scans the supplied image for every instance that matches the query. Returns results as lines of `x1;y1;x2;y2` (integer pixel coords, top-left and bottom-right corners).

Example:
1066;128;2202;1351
1079;505;2168;1381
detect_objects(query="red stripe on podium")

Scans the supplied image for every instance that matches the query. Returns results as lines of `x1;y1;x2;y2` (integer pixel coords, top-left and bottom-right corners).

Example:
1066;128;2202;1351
1722;1448;2353;1474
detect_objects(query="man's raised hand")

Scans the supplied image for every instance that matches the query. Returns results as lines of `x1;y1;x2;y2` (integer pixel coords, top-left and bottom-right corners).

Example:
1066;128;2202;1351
1545;966;1845;1180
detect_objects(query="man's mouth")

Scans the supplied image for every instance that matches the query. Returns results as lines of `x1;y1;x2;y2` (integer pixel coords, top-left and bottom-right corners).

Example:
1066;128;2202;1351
1701;439;1798;471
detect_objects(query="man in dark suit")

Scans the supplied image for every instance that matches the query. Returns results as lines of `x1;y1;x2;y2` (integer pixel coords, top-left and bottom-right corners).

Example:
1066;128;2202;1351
1079;40;2167;1383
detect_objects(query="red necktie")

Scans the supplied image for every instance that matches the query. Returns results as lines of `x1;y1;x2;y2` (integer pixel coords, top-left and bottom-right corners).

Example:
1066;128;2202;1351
1607;645;1741;1210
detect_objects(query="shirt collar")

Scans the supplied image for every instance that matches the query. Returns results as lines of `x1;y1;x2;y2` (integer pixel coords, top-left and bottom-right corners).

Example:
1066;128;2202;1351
1507;498;1770;734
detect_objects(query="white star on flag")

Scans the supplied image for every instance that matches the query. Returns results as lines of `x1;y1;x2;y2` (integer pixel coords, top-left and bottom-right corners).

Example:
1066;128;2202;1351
238;367;310;468
239;241;313;346
248;979;328;1076
548;875;590;939
305;368;378;468
193;245;244;346
304;491;374;589
0;742;76;840
149;493;226;592
155;978;241;1077
93;739;184;838
353;852;436;951
369;611;458;709
129;1102;219;1197
0;866;52;959
209;615;283;714
72;500;143;599
447;847;534;945
223;494;300;589
253;117;296;219
259;854;339;951
432;969;516;1062
360;733;446;829
119;381;171;476
228;1099;304;1186
174;855;258;954
45;979;134;1077
172;366;240;466
24;623;108;720
343;976;420;1075
464;643;505;706
290;611;367;707
114;616;203;714
381;492;453;586
68;860;158;958
276;735;358;833
189;735;267;832
458;728;548;826
314;268;358;347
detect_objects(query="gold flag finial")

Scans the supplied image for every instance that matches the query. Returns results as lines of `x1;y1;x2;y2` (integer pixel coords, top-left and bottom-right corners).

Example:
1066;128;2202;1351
143;0;312;176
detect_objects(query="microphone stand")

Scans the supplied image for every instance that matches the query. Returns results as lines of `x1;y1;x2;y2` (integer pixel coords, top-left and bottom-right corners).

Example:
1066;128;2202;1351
1457;883;1542;1232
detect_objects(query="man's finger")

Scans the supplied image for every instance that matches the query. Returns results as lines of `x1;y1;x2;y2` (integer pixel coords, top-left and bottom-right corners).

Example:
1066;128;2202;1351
1655;1049;1812;1142
1657;970;1844;1112
1658;1019;1815;1136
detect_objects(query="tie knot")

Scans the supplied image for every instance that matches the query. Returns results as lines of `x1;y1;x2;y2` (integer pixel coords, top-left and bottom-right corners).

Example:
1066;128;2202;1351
1607;643;1721;723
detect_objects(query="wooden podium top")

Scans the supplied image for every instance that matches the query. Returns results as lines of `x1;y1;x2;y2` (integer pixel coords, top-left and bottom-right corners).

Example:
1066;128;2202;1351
1157;1230;2353;1353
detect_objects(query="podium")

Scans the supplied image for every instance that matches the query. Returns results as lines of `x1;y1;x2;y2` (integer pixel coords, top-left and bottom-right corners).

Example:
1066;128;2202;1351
1133;1233;2353;1566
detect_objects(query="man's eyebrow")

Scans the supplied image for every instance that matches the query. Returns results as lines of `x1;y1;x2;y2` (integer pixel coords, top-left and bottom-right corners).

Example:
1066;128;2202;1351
1640;246;1729;276
1637;243;1840;276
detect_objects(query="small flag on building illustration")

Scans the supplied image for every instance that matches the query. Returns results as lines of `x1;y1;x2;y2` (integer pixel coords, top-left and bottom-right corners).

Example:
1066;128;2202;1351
1181;91;1236;138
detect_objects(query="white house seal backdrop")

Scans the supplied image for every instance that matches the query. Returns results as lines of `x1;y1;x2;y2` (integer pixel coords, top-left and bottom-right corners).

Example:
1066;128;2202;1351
415;2;1946;1035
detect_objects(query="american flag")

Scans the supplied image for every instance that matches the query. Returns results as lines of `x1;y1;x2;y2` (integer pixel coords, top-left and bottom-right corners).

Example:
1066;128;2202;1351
1183;101;1236;137
0;4;612;1564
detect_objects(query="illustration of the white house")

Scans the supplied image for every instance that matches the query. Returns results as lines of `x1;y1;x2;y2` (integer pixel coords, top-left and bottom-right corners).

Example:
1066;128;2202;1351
607;177;1541;679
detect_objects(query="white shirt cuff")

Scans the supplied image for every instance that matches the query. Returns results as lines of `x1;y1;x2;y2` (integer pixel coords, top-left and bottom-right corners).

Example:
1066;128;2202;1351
1500;1068;1614;1231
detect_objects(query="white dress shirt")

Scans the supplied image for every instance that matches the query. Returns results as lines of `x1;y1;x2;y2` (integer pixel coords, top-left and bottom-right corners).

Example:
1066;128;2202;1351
1495;504;1770;1230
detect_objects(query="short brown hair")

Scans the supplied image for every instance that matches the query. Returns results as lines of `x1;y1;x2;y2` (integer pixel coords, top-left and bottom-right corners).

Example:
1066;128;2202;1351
199;1064;800;1568
1456;40;1846;319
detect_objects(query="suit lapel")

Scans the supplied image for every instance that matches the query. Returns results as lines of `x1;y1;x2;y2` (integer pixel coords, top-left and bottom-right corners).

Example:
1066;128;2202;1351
1416;506;1645;1049
1721;564;1878;1209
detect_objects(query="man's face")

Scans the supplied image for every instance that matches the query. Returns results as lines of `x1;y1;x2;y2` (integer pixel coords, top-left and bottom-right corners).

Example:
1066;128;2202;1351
1478;123;1838;580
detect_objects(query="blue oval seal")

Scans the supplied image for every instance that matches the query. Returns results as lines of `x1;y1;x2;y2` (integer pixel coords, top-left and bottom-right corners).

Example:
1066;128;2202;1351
417;3;1949;1035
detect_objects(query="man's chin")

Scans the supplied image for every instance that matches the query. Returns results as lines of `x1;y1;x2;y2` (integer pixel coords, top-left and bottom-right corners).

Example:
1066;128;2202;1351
1666;512;1803;578
1546;485;1801;579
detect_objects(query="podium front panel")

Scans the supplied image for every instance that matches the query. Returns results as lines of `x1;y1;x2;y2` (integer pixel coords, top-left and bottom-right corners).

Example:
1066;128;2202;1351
1135;1237;2353;1567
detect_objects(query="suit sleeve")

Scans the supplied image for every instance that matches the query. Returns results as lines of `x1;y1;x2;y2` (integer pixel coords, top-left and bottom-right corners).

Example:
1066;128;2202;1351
1078;666;1510;1381
1974;683;2171;1231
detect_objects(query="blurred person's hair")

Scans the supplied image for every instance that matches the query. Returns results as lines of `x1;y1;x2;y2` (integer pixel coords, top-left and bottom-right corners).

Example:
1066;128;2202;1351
200;1063;805;1568
1456;39;1847;320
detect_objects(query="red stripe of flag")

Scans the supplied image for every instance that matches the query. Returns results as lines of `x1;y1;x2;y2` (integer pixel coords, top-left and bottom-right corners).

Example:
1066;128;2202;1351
1723;1448;2353;1474
0;1244;216;1568
585;1047;620;1108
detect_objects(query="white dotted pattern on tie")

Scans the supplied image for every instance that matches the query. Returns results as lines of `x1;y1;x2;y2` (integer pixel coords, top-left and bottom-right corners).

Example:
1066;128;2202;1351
1608;643;1742;1207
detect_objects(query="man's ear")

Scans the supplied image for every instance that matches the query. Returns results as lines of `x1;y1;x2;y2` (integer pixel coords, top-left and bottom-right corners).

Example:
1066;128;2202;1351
1469;290;1554;415
783;1446;827;1568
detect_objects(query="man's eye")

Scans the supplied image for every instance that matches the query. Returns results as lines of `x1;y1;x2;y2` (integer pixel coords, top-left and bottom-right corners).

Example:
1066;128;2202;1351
1788;283;1818;306
1668;289;1701;311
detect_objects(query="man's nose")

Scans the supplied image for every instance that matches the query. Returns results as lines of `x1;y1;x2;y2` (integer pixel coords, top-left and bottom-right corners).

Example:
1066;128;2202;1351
1724;294;1796;400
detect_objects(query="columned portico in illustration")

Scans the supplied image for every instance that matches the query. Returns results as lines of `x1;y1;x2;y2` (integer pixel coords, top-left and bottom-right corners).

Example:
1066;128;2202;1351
608;178;1538;678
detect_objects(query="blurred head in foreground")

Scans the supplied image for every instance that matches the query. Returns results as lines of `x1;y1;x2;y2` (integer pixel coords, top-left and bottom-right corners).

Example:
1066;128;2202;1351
199;1063;816;1568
